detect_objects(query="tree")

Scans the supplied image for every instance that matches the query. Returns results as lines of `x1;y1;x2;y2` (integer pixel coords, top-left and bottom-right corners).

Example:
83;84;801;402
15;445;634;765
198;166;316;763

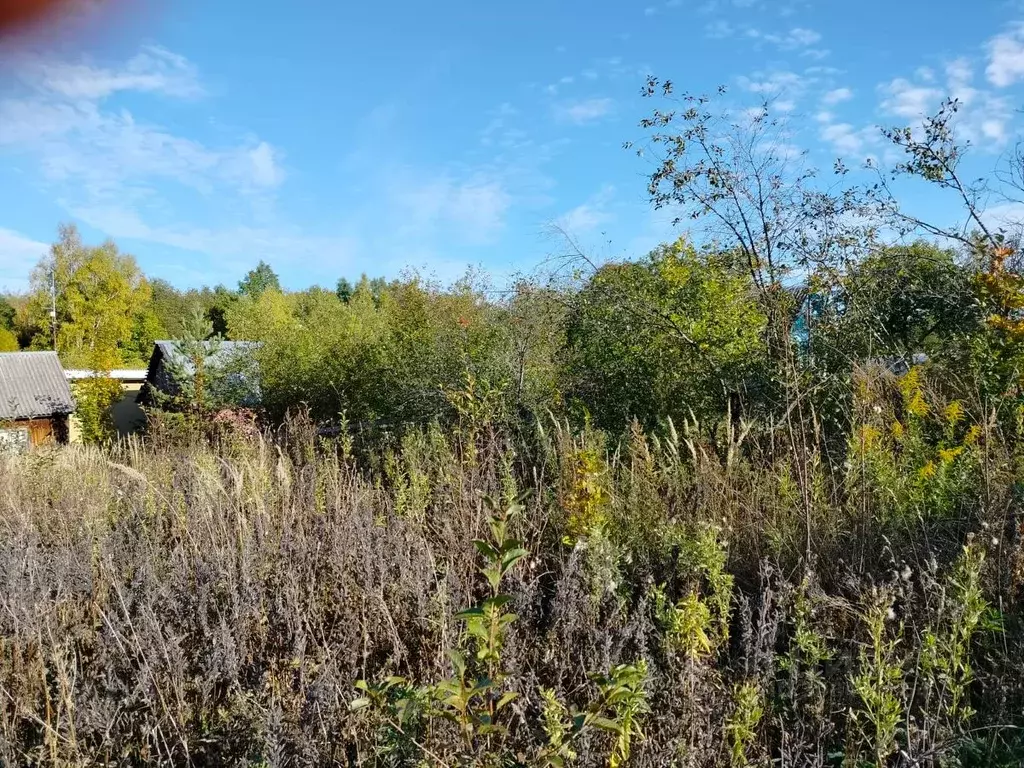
205;285;237;337
148;278;191;339
627;82;871;358
336;277;354;303
0;327;17;352
811;242;981;365
0;296;14;330
338;274;387;306
868;99;1024;435
565;239;768;433
238;260;281;298
27;225;152;370
0;296;17;350
170;307;219;413
225;289;297;341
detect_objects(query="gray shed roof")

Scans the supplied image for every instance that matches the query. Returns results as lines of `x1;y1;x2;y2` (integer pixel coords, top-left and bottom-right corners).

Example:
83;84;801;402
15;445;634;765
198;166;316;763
149;340;260;377
0;351;76;421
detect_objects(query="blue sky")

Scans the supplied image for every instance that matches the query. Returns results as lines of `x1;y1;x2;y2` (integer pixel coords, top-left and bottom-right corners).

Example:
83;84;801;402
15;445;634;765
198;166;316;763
1;0;1023;291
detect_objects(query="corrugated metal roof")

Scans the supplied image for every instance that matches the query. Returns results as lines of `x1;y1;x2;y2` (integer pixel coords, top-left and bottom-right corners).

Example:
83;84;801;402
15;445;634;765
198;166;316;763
0;351;75;421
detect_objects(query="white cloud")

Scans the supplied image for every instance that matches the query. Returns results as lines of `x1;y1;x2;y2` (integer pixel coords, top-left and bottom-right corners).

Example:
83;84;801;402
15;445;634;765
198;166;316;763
0;46;338;287
68;204;357;281
557;204;607;233
0;48;284;204
554;184;616;234
822;87;853;105
0;228;49;291
738;71;809;107
17;46;202;101
394;175;512;244
740;71;806;94
762;27;822;50
705;20;736;39
982;202;1024;235
878;62;1012;148
986;23;1024;87
554;97;614;124
248;142;284;188
801;49;831;61
820;122;872;155
878;78;943;119
711;24;823;52
947;57;973;90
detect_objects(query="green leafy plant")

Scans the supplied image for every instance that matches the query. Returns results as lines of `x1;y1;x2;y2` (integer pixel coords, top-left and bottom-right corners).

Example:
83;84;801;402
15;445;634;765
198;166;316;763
353;496;649;767
725;681;764;767
850;591;905;767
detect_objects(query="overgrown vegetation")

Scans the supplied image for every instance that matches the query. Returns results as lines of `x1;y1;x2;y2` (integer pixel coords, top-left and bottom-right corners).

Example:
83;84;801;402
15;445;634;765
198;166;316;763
2;86;1024;765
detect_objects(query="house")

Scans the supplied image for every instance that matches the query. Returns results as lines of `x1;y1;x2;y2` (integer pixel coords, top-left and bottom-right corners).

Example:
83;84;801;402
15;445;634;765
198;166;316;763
65;369;148;437
0;351;75;450
137;340;261;409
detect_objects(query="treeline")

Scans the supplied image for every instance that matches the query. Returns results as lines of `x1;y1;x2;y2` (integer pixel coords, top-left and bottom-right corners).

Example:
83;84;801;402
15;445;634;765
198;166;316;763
0;225;993;443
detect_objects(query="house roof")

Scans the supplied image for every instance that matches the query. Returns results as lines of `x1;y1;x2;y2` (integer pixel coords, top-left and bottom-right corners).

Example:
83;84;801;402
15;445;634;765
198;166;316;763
0;351;76;421
65;369;148;382
139;340;262;407
147;340;260;380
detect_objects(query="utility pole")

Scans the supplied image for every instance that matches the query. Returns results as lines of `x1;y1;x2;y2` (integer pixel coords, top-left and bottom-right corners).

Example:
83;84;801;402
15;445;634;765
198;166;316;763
49;257;57;351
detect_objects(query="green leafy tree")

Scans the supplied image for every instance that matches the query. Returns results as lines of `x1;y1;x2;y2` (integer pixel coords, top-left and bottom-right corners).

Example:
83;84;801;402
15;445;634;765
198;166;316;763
810;242;981;365
336;277;354;303
72;376;122;443
0;296;15;330
148;278;191;339
0;327;17;352
628;82;871;360
27;224;152;371
238;260;281;298
205;285;237;337
172;307;219;413
566;238;768;433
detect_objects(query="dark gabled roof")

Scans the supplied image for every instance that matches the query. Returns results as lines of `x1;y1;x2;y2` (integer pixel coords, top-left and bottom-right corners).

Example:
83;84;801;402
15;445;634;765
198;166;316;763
146;340;261;381
0;351;75;421
139;340;262;407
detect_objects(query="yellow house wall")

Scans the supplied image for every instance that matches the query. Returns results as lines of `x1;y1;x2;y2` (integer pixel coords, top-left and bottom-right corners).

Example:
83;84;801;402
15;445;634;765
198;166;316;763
68;381;146;443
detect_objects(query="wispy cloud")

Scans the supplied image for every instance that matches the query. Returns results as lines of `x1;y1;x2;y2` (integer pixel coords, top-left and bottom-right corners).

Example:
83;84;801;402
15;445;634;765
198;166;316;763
761;27;822;50
15;46;203;101
0;46;337;285
69;204;354;268
0;47;283;204
554;97;614;125
707;23;825;54
878;78;944;119
0;227;49;291
553;184;617;235
822;87;853;105
819;122;875;156
394;175;512;244
879;57;1011;146
986;22;1024;87
737;70;811;105
705;20;736;39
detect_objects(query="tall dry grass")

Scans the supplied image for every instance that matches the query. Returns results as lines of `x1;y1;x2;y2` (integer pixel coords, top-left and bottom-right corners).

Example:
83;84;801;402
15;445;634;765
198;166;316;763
0;401;1021;766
